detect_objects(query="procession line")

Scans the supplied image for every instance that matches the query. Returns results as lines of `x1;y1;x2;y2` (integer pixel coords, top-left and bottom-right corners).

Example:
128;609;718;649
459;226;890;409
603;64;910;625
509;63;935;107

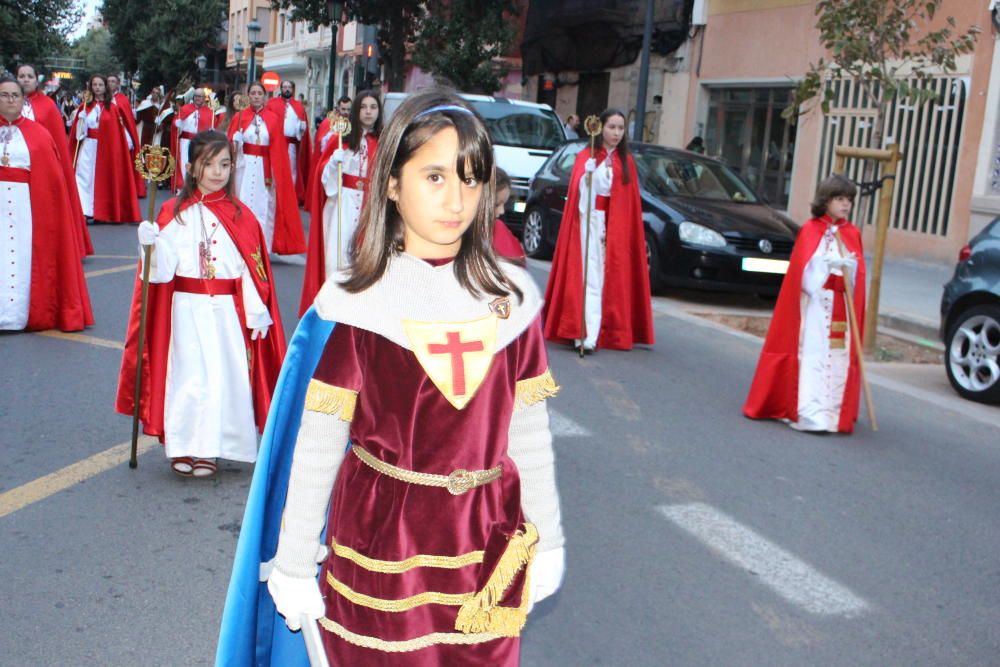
0;438;156;519
85;263;137;278
658;503;870;617
35;330;124;350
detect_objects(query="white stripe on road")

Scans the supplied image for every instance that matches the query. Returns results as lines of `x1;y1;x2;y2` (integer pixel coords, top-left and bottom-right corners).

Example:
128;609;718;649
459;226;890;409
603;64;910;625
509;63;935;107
658;503;869;617
549;408;591;437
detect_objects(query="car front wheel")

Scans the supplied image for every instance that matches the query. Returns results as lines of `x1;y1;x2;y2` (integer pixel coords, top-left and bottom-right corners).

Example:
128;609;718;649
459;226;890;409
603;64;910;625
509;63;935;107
945;304;1000;404
522;207;553;259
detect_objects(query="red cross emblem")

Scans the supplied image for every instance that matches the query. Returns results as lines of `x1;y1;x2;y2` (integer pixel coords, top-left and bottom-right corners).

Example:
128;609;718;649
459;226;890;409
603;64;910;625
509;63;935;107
428;332;484;396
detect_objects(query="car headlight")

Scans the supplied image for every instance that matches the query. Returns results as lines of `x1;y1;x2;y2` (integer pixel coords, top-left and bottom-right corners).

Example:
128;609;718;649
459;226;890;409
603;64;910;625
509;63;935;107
678;221;726;248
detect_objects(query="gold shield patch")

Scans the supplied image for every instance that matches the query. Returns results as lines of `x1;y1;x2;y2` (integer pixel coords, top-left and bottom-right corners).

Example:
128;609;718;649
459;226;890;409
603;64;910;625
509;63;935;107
402;315;498;410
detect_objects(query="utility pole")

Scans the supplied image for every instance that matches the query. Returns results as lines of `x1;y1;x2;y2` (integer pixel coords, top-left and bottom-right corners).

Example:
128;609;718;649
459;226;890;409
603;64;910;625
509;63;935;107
633;0;654;143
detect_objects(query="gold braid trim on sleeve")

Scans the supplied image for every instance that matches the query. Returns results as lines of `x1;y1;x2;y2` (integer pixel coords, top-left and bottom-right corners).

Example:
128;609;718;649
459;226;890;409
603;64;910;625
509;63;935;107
330;537;484;573
514;369;560;410
304;379;357;420
454;522;538;637
326;571;473;612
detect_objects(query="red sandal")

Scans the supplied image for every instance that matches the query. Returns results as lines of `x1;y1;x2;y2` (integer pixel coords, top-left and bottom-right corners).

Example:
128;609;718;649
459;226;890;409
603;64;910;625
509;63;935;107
191;458;217;478
171;457;195;476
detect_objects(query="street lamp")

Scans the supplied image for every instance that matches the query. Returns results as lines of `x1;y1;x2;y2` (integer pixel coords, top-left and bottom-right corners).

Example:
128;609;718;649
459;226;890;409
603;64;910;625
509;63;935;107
247;19;261;85
233;40;245;89
326;1;343;111
195;54;208;84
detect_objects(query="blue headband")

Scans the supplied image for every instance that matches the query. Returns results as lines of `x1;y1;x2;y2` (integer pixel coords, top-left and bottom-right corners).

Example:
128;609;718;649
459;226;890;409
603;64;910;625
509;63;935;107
415;104;474;119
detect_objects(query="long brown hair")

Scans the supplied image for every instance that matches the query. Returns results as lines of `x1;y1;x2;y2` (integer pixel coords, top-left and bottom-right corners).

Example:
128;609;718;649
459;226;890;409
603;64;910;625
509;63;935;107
600;107;632;185
344;89;382;151
86;74;108;103
175;130;240;212
810;174;857;218
342;87;523;302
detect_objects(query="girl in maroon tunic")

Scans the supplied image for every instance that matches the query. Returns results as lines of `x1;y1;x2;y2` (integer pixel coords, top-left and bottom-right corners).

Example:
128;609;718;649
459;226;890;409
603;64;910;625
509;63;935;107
266;88;566;665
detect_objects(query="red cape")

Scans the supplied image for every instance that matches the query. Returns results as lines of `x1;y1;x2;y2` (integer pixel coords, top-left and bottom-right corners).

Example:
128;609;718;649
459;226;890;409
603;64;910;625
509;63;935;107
493;218;525;260
171;103;216;190
7;118;94;331
69;100;141;223
299;132;378;315
228;107;306;255
743;216;866;432
115;192;287;439
25;90;92;256
265;97;312;206
113;92;146;198
542;147;654;349
306;116;332;205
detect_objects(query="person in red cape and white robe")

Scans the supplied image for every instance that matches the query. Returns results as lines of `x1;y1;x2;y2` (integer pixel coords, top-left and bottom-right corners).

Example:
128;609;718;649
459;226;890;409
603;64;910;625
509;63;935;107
228;82;305;255
69;75;141;224
107;74;146;198
116;130;285;476
265;80;311;206
172;88;216;191
543;109;654;352
744;175;866;434
299;91;381;314
136;86;172;147
16;63;93;256
0;77;94;332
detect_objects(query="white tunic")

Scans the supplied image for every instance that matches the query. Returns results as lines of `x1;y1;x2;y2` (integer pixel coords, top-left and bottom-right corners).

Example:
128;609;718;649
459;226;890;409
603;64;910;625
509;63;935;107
20;98;35;121
0;126;32;330
792;224;855;432
233;113;277;252
575;156;613;349
175;108;207;189
321;134;372;274
146;201;273;461
281;102;306;187
73;104;101;217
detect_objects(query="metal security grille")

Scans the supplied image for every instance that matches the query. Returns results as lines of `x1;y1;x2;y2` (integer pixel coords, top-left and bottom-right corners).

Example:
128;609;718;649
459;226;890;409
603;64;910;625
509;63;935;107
816;75;967;236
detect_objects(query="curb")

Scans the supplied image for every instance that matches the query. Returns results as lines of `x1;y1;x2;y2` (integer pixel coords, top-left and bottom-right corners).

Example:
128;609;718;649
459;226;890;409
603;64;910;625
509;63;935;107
877;311;939;345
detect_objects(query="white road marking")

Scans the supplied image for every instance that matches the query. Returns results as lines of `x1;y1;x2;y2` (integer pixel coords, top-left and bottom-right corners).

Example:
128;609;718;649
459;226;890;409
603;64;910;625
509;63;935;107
549;408;591;437
658;503;870;617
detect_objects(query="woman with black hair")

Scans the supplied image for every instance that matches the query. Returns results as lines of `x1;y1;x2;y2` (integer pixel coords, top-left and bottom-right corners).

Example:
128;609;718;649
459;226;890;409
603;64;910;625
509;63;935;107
543;107;654;352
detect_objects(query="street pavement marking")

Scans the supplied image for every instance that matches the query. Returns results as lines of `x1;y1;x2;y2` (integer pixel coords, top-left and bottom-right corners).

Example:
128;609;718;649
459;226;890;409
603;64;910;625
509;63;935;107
0;437;156;519
85;263;137;278
549;408;591;437
658;503;870;617
35;330;124;350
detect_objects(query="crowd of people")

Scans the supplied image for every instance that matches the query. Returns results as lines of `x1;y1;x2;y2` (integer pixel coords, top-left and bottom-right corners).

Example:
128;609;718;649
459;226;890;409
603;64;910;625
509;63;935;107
3;64;866;664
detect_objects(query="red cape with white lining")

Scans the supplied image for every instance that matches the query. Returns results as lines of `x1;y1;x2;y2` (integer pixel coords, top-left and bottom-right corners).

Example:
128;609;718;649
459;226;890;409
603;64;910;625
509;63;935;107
68;100;141;223
265;97;312;206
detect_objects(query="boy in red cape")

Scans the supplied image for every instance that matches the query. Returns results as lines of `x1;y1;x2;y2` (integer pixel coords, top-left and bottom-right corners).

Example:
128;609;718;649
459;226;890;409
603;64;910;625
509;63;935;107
265;80;312;206
229;82;306;255
116;130;286;476
0;77;94;332
744;175;866;433
543;109;654;351
172;88;216;191
107;74;146;198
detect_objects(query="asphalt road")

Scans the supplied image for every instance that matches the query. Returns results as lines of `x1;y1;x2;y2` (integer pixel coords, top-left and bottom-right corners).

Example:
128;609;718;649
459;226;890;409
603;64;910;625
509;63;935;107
1;194;998;665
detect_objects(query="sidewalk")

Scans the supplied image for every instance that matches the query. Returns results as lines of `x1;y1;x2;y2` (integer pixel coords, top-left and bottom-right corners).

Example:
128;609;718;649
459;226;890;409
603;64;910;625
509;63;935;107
873;254;954;343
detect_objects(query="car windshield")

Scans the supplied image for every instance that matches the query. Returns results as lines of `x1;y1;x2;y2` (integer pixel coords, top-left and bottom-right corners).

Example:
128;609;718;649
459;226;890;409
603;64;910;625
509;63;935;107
634;150;759;203
468;101;565;150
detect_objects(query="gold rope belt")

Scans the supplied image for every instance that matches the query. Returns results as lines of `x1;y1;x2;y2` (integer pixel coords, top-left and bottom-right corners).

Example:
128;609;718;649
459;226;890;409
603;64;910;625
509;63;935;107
352;446;501;496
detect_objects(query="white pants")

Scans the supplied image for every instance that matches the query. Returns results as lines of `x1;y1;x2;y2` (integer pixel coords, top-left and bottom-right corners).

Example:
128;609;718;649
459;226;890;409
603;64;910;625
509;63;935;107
575;209;606;349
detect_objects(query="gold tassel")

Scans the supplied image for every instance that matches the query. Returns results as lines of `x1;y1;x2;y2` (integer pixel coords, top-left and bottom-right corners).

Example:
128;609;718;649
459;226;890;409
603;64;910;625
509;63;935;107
304;379;358;421
514;370;560;410
454;523;538;637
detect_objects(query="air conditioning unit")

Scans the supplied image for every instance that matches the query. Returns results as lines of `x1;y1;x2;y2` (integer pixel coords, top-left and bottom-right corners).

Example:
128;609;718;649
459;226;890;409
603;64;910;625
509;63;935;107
692;0;707;26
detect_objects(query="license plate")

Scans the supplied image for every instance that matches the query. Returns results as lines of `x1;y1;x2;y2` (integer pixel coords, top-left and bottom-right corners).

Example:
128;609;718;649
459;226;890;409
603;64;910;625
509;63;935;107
741;258;789;274
513;201;526;213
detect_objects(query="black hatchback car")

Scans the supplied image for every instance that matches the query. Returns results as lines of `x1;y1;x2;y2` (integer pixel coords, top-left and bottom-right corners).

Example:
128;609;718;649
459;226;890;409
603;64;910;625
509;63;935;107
940;216;1000;404
510;140;799;295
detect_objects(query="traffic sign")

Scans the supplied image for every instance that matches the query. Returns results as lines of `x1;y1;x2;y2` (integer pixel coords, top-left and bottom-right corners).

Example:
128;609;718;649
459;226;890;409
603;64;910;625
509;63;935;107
261;72;280;92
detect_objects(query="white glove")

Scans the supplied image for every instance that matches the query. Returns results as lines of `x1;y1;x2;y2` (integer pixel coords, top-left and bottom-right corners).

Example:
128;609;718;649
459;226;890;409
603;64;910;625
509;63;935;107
266;568;325;632
137;221;159;246
251;326;269;340
526;547;565;614
330;148;346;164
827;254;857;274
231;130;243;145
584;158;597;174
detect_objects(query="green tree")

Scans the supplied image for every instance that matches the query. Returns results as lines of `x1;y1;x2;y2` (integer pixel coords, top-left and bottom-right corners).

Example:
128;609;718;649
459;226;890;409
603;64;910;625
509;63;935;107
0;0;79;70
70;27;122;78
411;0;517;94
268;0;422;92
786;0;979;152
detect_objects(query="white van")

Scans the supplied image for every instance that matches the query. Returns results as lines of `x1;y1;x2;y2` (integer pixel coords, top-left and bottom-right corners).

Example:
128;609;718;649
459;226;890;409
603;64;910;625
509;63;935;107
382;92;568;235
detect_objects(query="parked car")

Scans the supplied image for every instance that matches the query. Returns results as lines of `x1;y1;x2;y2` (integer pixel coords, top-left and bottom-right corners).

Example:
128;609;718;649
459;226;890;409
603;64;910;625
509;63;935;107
940;216;1000;404
516;140;800;295
382;92;567;228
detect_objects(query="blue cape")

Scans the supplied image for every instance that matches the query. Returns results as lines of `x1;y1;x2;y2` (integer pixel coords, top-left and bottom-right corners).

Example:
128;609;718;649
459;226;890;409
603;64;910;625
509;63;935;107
216;307;336;666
